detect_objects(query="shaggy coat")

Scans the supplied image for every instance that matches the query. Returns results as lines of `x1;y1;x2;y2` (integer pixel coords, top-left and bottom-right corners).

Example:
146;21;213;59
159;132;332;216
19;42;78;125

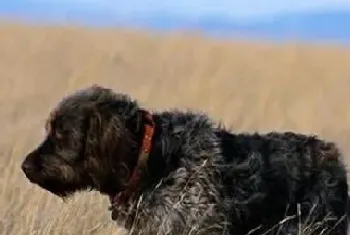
21;85;350;235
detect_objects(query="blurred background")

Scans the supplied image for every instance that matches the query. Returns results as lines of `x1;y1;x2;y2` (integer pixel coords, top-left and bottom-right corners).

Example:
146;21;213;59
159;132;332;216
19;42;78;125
1;1;350;235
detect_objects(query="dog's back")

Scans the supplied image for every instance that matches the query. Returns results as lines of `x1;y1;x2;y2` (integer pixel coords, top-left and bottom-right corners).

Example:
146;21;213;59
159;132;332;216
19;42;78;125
215;129;349;234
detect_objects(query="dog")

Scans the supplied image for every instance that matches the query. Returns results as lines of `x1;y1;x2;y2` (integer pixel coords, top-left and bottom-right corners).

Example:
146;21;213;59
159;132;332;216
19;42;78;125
21;85;350;235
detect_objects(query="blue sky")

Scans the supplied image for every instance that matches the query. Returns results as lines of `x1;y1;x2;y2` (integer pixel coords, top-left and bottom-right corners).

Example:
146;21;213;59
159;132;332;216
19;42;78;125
67;0;350;19
2;0;350;21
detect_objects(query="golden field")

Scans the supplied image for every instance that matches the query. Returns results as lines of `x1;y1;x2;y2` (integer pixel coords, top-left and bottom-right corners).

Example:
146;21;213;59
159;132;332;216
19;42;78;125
1;22;350;235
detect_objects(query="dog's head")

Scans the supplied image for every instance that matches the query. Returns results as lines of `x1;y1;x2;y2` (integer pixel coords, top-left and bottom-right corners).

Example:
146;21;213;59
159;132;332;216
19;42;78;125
21;85;141;198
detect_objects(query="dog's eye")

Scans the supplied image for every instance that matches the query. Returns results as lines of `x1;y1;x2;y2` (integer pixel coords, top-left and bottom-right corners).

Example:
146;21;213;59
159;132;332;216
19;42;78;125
44;124;63;141
50;127;64;140
49;119;66;139
55;131;63;140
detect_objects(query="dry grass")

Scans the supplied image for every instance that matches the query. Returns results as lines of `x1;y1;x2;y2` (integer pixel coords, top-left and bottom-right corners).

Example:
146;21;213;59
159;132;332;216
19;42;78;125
1;21;350;235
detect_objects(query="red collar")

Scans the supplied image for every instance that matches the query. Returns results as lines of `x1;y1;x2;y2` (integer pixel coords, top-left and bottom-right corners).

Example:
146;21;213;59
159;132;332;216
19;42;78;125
110;111;155;211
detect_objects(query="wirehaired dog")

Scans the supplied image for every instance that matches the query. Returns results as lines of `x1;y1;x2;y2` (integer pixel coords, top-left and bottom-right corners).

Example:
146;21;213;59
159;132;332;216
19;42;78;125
21;85;350;235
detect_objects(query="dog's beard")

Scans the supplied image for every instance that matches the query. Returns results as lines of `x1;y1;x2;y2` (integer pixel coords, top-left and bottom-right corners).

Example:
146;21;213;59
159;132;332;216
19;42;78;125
23;163;94;200
28;175;88;200
36;180;72;198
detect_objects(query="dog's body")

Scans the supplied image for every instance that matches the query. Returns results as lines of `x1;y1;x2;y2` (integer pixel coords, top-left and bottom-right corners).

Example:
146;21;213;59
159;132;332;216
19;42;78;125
21;85;350;235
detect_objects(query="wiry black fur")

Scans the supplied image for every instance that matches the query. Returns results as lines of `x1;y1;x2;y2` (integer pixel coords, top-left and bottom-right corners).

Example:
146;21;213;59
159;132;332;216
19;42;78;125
21;85;350;235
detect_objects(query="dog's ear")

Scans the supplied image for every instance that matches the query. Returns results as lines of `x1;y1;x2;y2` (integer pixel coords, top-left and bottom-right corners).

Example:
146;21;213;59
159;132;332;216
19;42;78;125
85;107;119;159
84;104;137;162
83;105;136;189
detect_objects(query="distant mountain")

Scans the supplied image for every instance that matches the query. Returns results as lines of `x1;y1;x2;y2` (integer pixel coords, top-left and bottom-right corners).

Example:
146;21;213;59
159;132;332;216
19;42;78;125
127;10;350;43
226;10;350;42
0;3;350;43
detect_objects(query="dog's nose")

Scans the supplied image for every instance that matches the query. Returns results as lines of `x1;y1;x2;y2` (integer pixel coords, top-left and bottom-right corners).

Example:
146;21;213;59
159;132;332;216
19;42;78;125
21;160;35;174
